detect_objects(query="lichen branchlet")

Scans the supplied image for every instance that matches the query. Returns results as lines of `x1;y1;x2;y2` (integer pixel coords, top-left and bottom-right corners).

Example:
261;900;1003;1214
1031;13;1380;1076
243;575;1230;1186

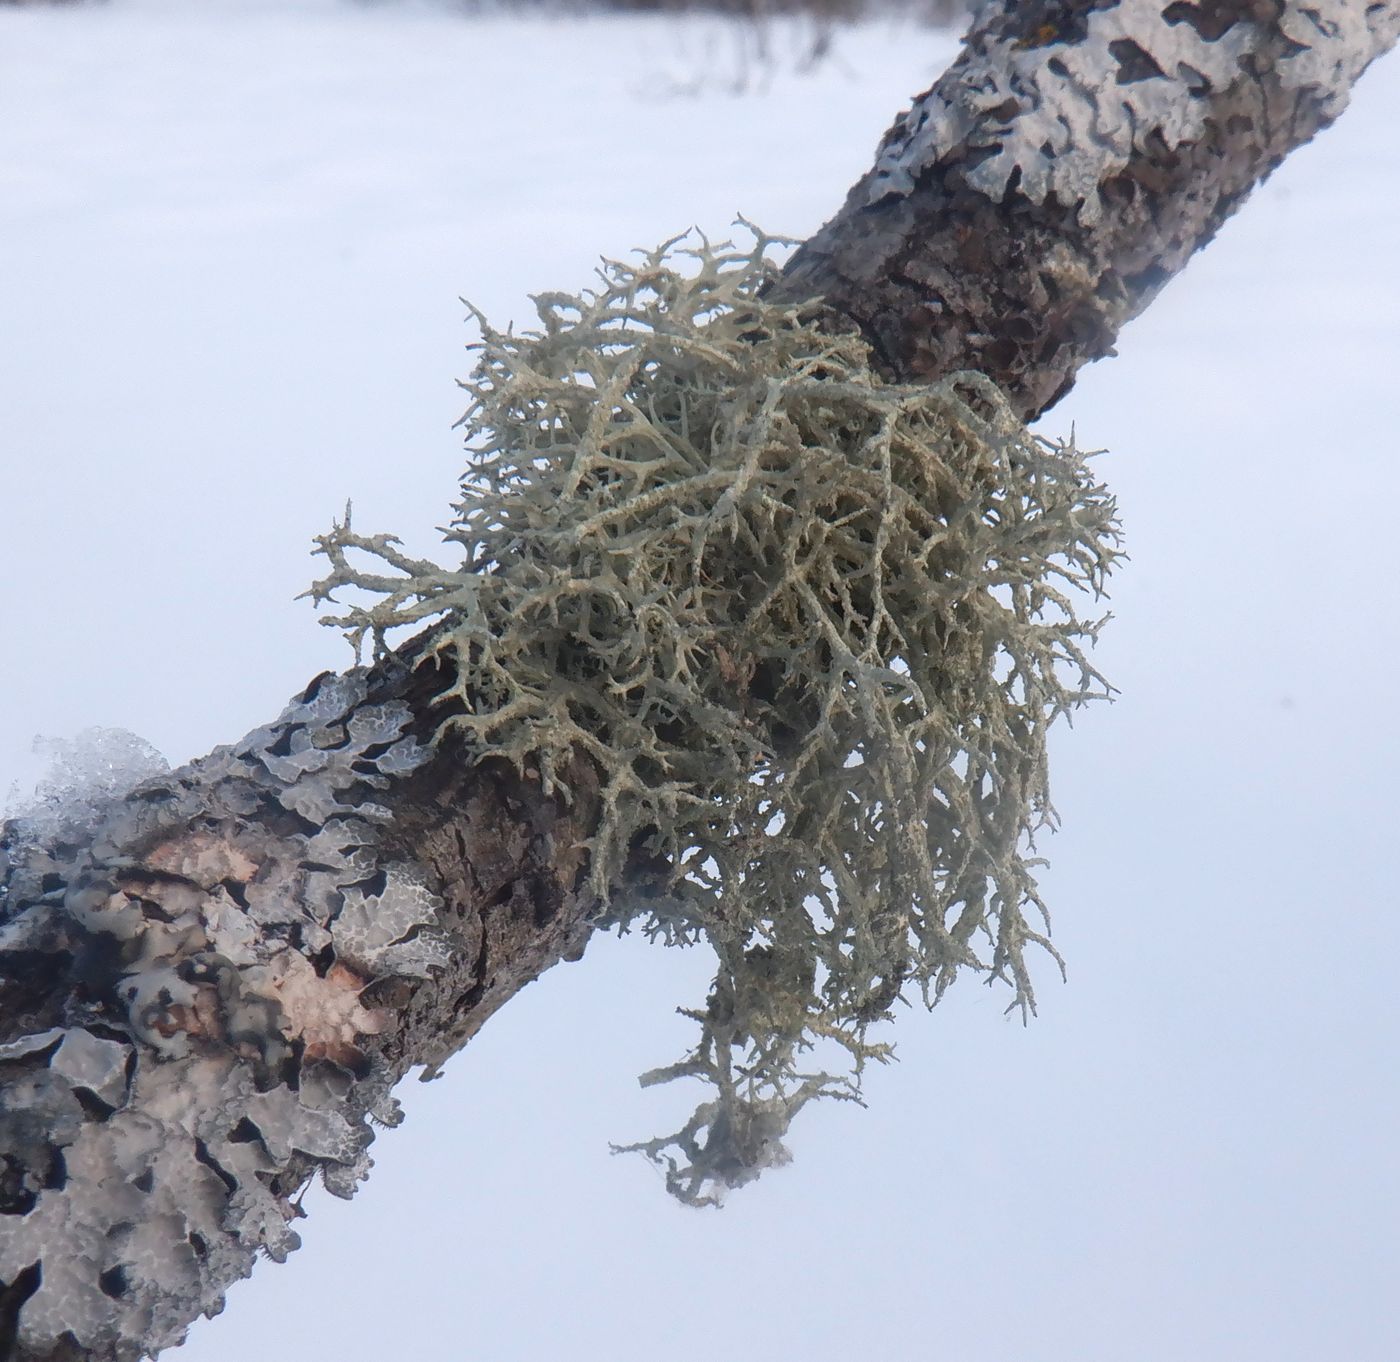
310;228;1121;1206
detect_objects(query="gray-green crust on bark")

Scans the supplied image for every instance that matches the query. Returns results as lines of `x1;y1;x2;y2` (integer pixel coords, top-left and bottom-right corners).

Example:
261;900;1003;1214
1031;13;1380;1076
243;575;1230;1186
1;661;597;1361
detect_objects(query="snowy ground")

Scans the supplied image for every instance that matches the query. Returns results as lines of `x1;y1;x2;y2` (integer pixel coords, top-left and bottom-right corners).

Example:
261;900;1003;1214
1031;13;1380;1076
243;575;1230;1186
3;3;1399;1360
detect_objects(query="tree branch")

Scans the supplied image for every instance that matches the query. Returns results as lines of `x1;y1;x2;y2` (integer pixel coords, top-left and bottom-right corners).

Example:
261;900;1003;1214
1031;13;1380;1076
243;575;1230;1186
2;1;1396;1357
779;0;1400;414
0;653;598;1361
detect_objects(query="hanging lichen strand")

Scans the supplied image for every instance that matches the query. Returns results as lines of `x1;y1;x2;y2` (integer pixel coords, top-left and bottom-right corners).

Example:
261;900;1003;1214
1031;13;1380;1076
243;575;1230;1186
310;230;1121;1206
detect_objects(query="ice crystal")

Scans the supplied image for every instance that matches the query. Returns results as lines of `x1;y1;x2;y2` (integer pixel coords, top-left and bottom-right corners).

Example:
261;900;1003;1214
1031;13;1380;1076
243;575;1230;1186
5;727;169;843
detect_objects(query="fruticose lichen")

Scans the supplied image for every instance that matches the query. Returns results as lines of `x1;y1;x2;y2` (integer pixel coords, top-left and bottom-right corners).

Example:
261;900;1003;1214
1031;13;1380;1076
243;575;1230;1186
311;229;1121;1205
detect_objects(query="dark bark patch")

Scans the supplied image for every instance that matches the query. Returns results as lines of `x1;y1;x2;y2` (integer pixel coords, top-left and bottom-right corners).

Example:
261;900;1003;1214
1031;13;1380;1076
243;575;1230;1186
96;1267;127;1301
191;1138;237;1197
70;1088;116;1123
1109;37;1167;81
0;1262;42;1362
1177;60;1212;93
265;728;299;759
1162;0;1241;40
0;1157;39;1217
1005;0;1121;48
299;672;333;705
40;1151;65;1194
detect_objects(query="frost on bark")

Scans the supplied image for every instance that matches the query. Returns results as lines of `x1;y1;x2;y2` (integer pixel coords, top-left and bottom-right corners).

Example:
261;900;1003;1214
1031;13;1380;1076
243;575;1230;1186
2;1;1397;1358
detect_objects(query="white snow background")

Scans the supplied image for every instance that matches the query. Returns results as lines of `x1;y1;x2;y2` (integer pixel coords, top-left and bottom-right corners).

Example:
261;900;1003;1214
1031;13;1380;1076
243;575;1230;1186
2;2;1398;1359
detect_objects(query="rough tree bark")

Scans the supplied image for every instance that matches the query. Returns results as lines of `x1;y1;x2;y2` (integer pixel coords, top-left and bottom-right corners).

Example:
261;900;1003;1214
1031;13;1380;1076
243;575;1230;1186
777;0;1399;414
1;1;1395;1357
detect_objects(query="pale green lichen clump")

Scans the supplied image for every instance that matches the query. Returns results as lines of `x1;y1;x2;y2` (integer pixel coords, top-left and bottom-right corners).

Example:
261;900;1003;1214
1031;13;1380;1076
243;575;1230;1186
311;229;1121;1205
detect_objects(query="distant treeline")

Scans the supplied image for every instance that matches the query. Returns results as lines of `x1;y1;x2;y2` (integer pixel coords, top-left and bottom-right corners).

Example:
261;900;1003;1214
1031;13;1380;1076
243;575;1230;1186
0;0;969;19
596;0;965;17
